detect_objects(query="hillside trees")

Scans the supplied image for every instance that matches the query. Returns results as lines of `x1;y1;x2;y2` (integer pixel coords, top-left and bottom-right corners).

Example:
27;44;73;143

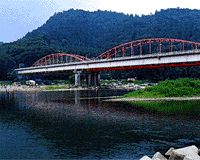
0;53;16;80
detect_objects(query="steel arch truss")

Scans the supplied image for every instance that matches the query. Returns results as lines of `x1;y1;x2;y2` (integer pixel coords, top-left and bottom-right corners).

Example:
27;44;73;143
94;38;200;60
32;53;91;67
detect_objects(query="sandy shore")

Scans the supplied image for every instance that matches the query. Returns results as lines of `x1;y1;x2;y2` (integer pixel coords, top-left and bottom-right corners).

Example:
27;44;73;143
0;85;40;92
0;85;92;92
41;88;90;92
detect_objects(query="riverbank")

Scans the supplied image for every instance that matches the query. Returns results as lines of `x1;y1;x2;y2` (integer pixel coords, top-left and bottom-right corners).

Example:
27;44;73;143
0;84;136;92
114;78;200;114
105;96;200;101
105;97;200;115
0;85;90;92
0;85;41;92
123;78;200;98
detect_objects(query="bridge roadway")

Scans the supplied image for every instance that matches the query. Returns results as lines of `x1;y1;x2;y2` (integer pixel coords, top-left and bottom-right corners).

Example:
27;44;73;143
15;49;200;74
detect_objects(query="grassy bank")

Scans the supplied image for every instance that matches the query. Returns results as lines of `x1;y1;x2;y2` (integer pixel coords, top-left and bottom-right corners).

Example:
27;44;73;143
126;100;200;115
41;85;70;90
123;78;200;115
123;78;200;98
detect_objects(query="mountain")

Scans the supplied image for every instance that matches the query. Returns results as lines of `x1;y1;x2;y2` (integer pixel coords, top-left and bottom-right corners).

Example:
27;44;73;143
1;8;200;80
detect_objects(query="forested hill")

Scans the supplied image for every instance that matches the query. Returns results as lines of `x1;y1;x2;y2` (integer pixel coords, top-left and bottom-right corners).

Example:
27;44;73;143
1;8;200;80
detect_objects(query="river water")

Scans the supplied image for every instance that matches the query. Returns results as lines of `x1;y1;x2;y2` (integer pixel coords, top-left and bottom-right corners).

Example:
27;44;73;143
0;89;200;159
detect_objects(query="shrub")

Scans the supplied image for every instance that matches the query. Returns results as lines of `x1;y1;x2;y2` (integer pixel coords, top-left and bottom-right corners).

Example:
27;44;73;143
124;78;200;98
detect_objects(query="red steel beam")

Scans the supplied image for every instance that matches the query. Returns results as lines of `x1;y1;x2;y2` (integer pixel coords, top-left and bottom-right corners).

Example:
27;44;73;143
87;62;200;72
32;53;91;67
94;38;200;60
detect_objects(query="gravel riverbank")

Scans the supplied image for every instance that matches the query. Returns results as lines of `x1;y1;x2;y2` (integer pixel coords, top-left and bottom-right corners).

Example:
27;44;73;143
0;85;90;92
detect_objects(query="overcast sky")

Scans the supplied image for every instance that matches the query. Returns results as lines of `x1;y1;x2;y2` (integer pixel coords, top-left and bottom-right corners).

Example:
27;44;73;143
0;0;199;42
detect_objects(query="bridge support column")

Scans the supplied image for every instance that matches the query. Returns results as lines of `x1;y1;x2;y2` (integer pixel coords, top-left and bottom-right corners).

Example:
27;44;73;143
86;72;91;87
96;71;101;87
94;72;97;86
74;70;82;87
86;71;100;88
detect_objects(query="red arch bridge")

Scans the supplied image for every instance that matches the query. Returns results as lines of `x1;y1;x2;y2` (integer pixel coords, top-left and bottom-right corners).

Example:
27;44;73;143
15;38;200;87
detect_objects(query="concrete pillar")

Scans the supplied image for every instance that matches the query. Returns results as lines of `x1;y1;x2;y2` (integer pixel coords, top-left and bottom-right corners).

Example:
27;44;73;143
90;72;94;87
97;71;101;86
75;72;78;86
85;71;100;87
74;70;82;87
94;72;97;87
87;72;91;87
86;73;88;86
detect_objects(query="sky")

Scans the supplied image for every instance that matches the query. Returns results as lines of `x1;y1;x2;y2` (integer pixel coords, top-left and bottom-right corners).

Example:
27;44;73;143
0;0;199;42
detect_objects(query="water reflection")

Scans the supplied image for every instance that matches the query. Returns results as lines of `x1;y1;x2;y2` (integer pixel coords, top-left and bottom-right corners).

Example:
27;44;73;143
0;90;200;159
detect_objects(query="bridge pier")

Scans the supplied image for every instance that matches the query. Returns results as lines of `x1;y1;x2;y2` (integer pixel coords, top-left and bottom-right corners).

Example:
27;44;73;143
74;70;82;87
86;71;100;87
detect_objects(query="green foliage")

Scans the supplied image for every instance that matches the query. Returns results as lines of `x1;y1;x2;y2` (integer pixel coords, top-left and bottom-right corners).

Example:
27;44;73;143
128;101;200;115
44;85;70;90
132;80;148;85
123;89;163;98
19;80;26;85
62;80;72;84
101;80;118;84
2;81;13;85
51;80;71;84
69;74;75;84
123;78;200;98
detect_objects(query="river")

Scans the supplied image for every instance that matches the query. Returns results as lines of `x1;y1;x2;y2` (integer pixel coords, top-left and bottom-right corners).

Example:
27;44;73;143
0;89;200;159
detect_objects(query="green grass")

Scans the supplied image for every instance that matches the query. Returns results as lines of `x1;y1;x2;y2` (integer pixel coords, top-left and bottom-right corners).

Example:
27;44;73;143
123;78;200;98
127;100;200;115
132;79;149;85
123;90;165;98
123;78;200;115
42;85;70;90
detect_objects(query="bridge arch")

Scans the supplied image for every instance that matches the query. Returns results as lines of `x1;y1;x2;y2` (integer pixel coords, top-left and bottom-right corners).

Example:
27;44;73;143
94;38;200;60
31;53;91;67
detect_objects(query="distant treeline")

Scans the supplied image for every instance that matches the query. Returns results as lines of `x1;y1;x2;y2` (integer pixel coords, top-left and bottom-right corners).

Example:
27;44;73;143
1;8;200;80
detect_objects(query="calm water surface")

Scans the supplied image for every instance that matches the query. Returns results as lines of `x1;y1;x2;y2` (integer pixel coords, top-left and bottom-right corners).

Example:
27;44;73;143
0;89;200;159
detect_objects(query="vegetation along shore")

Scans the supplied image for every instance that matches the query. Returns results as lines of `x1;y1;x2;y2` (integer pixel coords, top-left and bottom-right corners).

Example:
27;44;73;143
121;78;200;115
